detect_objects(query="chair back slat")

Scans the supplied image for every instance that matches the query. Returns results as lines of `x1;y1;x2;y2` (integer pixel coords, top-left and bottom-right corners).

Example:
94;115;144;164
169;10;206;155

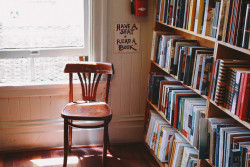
77;73;85;101
65;62;113;102
88;72;91;99
92;73;102;100
91;73;97;97
69;73;73;102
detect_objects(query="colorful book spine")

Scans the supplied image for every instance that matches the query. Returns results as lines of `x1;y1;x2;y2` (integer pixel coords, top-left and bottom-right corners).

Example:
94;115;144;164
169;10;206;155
230;71;242;114
214;60;229;105
188;0;197;31
239;73;250;121
199;56;213;95
211;2;221;38
242;4;250;49
224;69;236;109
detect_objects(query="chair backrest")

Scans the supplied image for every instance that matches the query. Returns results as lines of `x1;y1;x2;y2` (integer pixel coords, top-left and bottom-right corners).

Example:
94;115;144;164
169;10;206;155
64;62;113;103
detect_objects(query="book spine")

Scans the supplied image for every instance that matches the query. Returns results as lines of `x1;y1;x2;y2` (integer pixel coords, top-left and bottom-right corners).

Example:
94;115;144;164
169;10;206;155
242;4;250;49
168;0;174;24
184;0;191;29
224;69;236;109
194;0;201;33
221;0;231;41
235;1;248;46
197;0;205;34
188;0;197;31
230;72;242;114
216;0;226;40
214;60;227;105
156;0;162;21
239;73;250;121
231;0;243;45
202;0;209;35
211;2;221;38
227;0;237;44
236;73;245;116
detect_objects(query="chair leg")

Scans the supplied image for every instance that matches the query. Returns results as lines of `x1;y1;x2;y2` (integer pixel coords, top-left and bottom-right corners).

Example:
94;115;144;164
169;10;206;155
68;120;73;151
107;126;110;150
63;119;69;167
103;123;108;167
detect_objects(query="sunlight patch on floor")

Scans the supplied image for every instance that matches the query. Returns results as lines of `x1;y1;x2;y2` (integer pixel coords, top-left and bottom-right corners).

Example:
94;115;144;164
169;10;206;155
31;156;79;166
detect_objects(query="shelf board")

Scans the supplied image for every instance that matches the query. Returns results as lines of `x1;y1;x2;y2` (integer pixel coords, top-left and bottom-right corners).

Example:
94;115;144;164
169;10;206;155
218;41;250;55
147;99;199;152
157;21;216;42
151;61;208;100
205;159;215;167
143;141;167;167
210;100;250;129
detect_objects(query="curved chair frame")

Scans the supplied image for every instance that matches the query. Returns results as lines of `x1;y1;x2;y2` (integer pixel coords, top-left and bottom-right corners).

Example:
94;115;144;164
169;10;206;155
61;62;113;167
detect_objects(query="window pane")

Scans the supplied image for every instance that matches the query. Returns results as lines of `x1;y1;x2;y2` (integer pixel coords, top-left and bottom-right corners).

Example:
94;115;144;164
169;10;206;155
0;0;84;49
0;56;81;84
0;57;32;83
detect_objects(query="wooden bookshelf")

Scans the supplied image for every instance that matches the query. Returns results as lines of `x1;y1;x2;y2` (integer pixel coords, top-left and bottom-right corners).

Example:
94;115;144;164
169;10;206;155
144;0;250;166
151;61;208;100
147;100;199;152
143;141;167;167
210;100;250;130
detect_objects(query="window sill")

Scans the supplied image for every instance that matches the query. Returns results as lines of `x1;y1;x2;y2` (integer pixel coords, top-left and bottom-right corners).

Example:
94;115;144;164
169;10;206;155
0;81;81;98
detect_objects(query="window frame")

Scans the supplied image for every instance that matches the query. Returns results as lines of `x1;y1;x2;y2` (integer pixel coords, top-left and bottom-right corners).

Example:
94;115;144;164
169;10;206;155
0;0;90;59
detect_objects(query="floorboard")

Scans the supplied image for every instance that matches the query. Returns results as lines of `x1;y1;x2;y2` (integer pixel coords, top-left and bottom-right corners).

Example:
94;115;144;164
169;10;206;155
0;143;160;167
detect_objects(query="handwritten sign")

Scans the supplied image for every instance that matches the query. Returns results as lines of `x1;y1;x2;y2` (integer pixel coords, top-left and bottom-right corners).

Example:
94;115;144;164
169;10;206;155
114;23;140;54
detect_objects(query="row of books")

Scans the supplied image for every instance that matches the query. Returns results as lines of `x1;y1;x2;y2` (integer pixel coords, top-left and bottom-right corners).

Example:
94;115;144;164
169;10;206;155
158;80;207;147
152;31;214;95
156;0;250;50
210;59;250;122
145;110;199;166
148;75;208;145
200;118;250;166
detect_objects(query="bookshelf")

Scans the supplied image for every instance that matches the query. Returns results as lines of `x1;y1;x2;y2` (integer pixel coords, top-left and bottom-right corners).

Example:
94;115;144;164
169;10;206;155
143;0;250;166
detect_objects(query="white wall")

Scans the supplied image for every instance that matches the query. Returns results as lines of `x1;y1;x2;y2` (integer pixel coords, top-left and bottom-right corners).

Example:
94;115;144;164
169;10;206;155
0;0;155;151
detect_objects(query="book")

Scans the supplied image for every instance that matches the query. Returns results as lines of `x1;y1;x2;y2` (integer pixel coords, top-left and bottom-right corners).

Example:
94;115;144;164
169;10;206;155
185;47;213;86
151;32;168;62
192;52;213;89
181;147;198;167
214;59;250;106
216;0;230;40
190;106;206;147
242;4;250;49
150;74;166;105
187;0;197;31
238;72;250;121
202;0;215;36
145;110;162;144
211;1;221;38
194;0;205;34
231;69;250;114
235;0;249;47
198;118;209;159
199;56;213;95
158;80;182;111
173;40;198;75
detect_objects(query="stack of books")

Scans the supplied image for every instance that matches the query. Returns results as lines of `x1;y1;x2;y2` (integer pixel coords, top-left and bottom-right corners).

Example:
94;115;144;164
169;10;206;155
199;118;250;166
210;59;250;122
156;0;250;50
152;31;214;96
145;110;199;166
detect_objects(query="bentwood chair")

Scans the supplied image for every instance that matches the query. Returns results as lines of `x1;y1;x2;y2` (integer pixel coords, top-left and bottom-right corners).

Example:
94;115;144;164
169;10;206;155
61;62;113;167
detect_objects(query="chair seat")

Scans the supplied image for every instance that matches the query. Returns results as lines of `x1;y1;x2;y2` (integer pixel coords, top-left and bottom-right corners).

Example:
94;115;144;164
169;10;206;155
61;101;112;120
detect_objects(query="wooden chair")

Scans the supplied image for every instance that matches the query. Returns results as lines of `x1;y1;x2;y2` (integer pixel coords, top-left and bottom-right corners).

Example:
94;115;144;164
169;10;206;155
61;62;113;167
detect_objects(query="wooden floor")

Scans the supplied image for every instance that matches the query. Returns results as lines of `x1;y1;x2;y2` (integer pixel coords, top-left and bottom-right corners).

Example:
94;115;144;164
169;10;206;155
0;143;160;167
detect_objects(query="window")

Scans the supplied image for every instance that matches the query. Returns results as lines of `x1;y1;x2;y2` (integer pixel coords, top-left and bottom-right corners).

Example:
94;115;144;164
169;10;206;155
0;0;89;84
